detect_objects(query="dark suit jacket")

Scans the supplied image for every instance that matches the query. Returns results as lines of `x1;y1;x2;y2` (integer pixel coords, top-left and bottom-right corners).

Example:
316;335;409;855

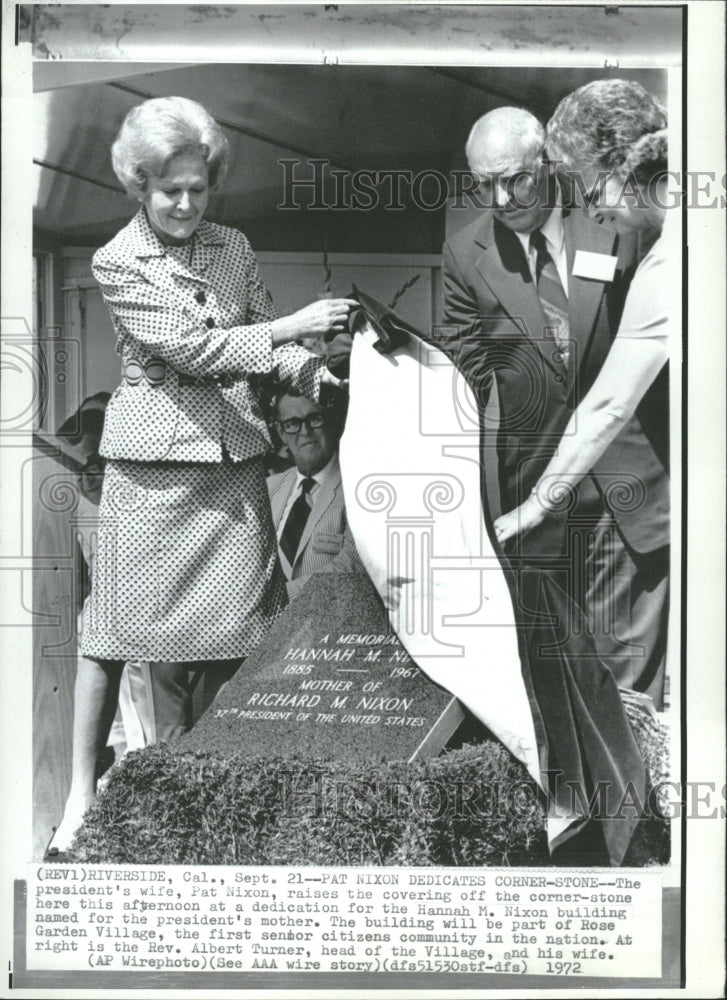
441;207;669;557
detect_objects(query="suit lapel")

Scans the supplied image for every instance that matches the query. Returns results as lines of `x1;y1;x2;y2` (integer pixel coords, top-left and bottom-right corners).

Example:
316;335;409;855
474;219;564;377
269;467;297;531
293;457;340;570
563;209;618;385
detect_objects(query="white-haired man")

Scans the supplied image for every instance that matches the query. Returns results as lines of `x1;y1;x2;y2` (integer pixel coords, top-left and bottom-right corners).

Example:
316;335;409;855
441;105;668;709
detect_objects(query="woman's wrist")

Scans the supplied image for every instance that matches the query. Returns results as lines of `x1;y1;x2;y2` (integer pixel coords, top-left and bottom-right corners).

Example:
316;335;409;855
270;316;299;347
526;484;552;517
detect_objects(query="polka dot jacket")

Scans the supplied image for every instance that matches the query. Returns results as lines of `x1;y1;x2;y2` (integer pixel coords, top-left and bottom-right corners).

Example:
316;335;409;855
92;208;325;463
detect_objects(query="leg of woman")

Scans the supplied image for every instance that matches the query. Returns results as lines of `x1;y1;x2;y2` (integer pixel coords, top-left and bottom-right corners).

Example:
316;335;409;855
148;662;193;741
198;659;243;718
147;661;238;737
48;656;124;853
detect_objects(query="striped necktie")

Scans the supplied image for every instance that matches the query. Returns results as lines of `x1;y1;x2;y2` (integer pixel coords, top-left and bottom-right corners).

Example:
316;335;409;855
530;228;570;363
280;477;316;565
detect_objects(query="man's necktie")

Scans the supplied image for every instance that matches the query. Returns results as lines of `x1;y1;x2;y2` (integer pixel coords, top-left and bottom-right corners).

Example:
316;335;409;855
280;477;316;565
529;228;570;362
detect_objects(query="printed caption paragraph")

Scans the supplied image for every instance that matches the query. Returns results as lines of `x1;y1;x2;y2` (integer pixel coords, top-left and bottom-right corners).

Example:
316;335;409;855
27;866;661;977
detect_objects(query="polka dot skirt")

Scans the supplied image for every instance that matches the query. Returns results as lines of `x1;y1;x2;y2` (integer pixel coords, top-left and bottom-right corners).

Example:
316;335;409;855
81;458;287;662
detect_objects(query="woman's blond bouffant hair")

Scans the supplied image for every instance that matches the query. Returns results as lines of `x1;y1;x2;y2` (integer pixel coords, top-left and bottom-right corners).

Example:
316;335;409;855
111;96;230;198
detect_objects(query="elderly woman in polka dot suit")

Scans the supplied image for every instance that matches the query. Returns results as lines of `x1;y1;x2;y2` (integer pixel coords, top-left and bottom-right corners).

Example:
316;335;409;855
48;96;356;856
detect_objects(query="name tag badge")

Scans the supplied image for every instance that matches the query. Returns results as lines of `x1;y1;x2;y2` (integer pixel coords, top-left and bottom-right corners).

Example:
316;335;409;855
313;532;344;554
573;250;618;282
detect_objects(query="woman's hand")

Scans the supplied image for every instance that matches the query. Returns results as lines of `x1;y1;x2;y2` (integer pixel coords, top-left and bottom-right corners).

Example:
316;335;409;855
271;298;358;346
493;495;548;545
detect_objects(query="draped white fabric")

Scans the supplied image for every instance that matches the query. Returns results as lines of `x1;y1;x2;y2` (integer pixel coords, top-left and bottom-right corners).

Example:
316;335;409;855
340;325;543;790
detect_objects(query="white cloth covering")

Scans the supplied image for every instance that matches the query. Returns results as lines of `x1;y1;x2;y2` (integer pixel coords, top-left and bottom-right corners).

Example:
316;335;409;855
340;324;543;790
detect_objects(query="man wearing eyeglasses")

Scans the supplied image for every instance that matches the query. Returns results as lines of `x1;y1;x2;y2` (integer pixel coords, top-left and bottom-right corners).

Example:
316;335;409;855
440;106;669;710
268;388;360;600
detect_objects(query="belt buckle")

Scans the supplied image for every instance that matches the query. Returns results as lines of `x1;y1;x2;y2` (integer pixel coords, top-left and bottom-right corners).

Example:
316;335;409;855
145;358;167;386
124;357;167;386
124;359;144;385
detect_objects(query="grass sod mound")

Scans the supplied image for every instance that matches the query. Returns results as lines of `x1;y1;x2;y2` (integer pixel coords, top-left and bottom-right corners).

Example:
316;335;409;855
68;723;670;866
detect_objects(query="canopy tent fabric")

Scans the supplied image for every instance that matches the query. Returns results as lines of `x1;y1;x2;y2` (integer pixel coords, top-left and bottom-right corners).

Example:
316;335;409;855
33;62;667;251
